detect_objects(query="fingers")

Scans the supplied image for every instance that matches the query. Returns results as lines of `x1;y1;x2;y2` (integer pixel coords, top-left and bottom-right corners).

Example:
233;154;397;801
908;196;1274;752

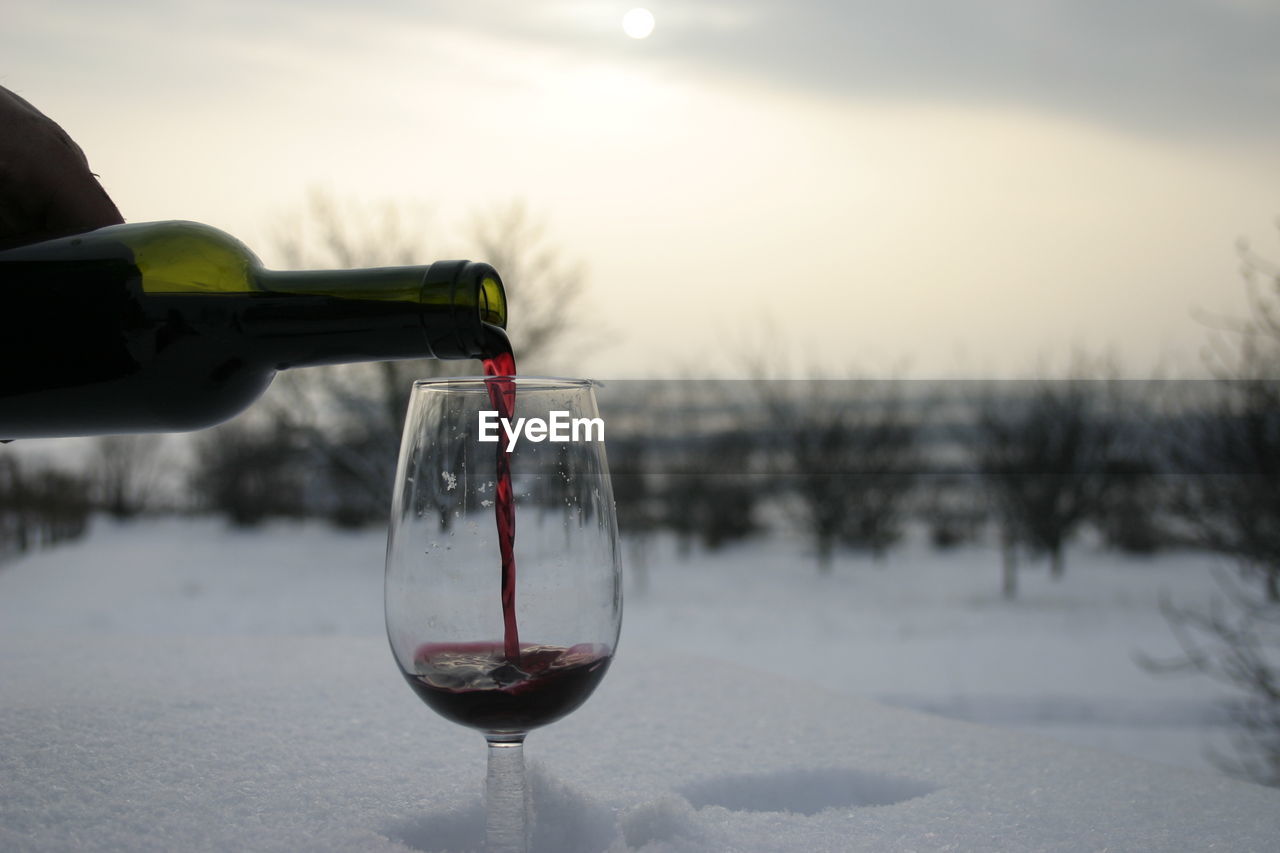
0;86;124;247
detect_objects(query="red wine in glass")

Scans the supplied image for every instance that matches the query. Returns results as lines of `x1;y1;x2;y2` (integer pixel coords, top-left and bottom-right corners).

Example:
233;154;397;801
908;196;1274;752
403;641;612;733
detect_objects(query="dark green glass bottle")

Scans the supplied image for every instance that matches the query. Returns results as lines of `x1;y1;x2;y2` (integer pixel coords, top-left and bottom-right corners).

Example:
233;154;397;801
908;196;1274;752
0;221;508;438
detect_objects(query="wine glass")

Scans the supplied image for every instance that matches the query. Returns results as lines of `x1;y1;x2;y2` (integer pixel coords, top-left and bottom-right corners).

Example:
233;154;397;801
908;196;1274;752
385;377;622;853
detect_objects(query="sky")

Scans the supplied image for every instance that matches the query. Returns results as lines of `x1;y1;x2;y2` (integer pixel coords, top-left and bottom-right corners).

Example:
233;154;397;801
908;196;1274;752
4;0;1279;377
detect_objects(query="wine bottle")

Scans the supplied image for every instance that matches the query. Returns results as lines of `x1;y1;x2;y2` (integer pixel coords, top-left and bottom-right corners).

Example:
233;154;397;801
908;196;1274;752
0;220;508;439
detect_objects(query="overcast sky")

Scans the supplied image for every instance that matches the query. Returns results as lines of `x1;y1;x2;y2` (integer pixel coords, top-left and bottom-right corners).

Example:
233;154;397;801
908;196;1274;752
5;1;1278;376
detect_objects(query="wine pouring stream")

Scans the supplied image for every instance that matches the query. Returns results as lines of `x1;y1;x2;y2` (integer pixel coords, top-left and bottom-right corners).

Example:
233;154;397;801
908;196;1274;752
480;331;520;664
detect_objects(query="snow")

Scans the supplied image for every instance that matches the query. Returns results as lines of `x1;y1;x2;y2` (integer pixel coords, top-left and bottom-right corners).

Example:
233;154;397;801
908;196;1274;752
1;517;1278;851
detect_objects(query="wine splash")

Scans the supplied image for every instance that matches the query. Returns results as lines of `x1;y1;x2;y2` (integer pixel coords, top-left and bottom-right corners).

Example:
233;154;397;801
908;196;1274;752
481;327;520;662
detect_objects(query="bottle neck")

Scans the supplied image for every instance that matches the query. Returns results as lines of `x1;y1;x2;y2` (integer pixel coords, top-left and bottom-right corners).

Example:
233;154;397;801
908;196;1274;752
263;266;437;303
250;262;502;368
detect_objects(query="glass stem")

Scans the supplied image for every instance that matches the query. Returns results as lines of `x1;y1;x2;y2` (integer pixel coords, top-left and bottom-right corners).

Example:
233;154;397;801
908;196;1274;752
484;735;530;853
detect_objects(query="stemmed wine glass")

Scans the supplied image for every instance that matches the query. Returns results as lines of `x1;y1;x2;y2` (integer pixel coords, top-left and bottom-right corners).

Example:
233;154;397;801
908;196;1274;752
385;377;622;853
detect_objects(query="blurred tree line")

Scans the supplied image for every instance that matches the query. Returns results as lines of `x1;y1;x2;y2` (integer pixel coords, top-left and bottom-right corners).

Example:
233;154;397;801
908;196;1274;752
1;199;1275;593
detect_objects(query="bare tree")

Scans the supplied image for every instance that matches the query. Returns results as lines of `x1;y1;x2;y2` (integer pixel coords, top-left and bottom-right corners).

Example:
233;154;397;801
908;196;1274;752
0;454;91;556
90;435;167;519
1167;377;1280;600
759;379;919;572
0;455;28;556
597;380;668;587
1166;229;1280;599
246;191;589;527
969;367;1122;598
467;200;590;370
659;426;762;555
1142;571;1280;786
1089;453;1168;556
268;188;474;449
1142;225;1280;785
650;381;764;557
1166;232;1280;598
190;417;308;527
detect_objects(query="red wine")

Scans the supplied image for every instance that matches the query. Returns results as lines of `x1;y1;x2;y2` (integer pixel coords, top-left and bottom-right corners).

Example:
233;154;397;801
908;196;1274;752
0;221;507;438
482;335;520;662
403;642;612;733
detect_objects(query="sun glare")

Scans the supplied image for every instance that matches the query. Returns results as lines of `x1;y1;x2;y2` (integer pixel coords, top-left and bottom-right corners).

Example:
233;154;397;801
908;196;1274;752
622;8;655;40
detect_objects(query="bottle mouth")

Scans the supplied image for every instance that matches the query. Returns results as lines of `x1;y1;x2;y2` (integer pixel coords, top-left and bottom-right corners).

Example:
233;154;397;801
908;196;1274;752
424;261;508;358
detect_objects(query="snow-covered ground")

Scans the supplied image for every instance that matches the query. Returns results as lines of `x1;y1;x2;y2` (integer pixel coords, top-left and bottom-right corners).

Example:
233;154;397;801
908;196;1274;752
0;517;1244;770
1;518;1276;851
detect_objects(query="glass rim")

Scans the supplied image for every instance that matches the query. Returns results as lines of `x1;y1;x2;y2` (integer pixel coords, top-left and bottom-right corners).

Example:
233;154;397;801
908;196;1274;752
410;375;598;393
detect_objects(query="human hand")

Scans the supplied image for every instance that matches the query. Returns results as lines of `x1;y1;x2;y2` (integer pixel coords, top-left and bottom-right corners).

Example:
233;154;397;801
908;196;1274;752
0;86;123;248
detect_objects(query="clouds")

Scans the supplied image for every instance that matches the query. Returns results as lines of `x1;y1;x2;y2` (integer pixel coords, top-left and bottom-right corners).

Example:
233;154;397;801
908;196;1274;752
761;0;1280;140
12;0;1276;143
709;2;1280;140
430;0;1280;141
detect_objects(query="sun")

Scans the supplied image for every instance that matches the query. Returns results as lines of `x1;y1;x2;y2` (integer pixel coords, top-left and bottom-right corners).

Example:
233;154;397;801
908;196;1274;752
622;8;655;40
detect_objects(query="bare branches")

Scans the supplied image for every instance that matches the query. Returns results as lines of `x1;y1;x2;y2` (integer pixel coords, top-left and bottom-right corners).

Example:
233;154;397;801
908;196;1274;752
1238;223;1280;347
271;188;428;270
969;369;1125;592
1169;240;1280;600
209;191;593;528
1141;570;1280;785
1149;221;1280;786
0;455;91;556
468;199;588;368
1200;223;1280;382
758;379;920;571
90;434;167;519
